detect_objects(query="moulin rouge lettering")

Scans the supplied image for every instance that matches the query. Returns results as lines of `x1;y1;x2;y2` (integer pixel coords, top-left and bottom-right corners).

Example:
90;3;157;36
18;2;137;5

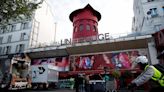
60;33;111;45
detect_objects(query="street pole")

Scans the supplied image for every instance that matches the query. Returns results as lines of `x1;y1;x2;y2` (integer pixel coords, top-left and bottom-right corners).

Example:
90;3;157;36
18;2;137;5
54;22;57;42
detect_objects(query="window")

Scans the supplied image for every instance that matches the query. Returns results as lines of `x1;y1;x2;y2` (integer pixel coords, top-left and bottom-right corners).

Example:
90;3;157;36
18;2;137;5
20;33;26;41
6;46;11;54
0;37;3;44
79;24;84;31
151;8;158;17
4;26;9;33
148;0;154;2
21;22;29;29
11;24;16;31
16;44;25;53
3;46;11;54
7;35;12;43
86;24;90;31
147;8;158;17
0;27;4;34
0;26;7;33
163;6;164;13
19;44;25;52
93;25;97;32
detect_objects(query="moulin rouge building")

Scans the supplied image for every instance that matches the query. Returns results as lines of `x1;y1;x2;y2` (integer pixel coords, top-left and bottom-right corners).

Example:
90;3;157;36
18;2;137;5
26;4;162;90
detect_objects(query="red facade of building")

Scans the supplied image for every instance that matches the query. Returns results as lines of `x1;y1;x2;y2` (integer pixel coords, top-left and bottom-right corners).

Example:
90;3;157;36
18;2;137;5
69;4;101;42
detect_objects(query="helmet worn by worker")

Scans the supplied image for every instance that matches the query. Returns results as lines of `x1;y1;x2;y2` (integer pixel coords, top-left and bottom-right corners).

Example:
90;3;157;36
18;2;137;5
135;56;148;64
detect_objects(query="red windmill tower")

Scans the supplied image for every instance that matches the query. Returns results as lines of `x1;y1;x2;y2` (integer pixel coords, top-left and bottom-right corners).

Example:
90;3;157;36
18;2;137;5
69;4;101;43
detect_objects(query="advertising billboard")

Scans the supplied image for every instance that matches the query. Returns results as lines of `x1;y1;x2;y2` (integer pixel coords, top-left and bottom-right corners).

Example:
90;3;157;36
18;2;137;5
31;57;69;71
31;65;48;83
70;49;148;71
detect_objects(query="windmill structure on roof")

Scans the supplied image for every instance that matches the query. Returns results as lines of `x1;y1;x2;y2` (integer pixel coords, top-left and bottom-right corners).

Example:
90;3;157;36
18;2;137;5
69;4;101;43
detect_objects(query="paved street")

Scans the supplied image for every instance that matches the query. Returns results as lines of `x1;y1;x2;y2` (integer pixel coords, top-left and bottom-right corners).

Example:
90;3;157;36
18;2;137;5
22;89;145;92
23;89;75;92
0;88;146;92
0;88;75;92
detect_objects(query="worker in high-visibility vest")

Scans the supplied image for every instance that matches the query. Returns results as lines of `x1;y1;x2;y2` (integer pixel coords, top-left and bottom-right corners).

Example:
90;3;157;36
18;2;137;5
127;56;164;92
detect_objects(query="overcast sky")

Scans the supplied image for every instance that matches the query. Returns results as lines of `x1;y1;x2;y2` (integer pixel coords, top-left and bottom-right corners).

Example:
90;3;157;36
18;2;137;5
47;0;134;42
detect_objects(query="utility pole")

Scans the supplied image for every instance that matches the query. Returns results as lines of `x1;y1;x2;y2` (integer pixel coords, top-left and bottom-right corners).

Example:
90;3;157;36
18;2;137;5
54;22;57;42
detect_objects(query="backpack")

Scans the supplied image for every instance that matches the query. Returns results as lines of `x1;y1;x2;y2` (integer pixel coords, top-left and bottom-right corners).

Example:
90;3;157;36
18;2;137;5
153;64;164;74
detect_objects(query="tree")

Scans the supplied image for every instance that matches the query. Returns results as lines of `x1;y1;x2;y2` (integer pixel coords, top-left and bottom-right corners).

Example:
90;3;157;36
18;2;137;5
0;0;44;24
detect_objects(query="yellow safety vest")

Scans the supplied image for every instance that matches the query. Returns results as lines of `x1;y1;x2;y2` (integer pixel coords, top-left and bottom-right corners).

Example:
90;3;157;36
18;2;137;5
145;65;164;87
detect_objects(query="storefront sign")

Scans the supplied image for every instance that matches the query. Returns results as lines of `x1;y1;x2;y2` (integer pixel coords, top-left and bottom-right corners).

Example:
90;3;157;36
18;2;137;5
60;33;111;45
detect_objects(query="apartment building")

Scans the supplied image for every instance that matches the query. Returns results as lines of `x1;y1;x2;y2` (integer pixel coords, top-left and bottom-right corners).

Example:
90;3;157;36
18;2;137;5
0;1;55;73
132;0;164;34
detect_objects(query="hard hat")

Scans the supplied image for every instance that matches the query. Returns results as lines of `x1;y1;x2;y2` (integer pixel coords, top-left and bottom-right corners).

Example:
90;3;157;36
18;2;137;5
135;56;148;64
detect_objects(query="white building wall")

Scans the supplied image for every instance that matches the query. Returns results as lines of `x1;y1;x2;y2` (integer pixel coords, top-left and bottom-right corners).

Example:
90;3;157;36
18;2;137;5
1;41;29;54
0;21;32;55
132;0;164;34
0;1;55;55
34;1;55;44
132;0;145;32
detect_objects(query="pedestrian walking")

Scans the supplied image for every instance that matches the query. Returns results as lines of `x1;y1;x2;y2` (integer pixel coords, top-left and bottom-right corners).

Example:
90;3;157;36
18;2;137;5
103;74;117;92
84;75;91;92
75;75;79;92
75;74;85;92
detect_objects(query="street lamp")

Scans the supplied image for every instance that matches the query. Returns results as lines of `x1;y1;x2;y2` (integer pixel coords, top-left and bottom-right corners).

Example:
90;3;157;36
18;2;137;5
54;22;57;42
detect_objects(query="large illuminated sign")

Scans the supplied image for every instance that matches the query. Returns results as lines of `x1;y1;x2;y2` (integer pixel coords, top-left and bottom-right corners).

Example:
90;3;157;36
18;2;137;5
60;33;111;45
